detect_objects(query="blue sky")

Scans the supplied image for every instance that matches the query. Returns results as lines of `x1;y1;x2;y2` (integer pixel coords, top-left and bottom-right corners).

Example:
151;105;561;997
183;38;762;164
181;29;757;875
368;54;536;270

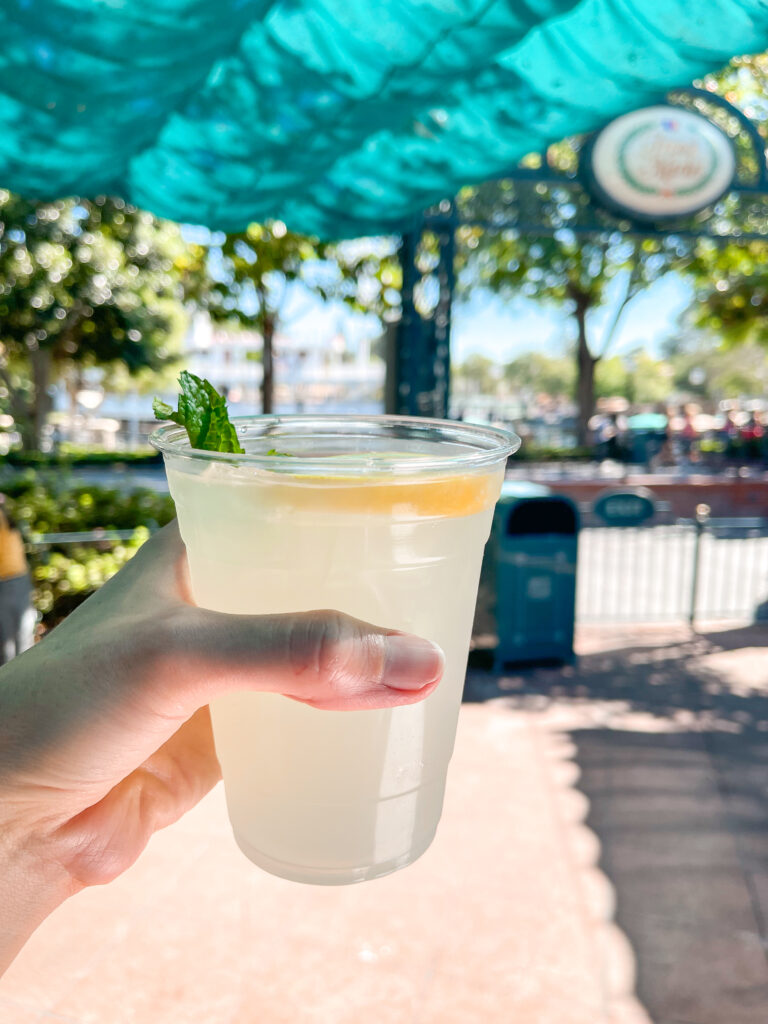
185;222;696;364
452;272;693;363
280;270;694;363
185;224;695;364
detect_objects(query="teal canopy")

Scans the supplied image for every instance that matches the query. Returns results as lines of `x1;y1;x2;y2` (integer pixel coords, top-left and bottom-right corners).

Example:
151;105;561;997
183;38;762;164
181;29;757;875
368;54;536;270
1;0;767;237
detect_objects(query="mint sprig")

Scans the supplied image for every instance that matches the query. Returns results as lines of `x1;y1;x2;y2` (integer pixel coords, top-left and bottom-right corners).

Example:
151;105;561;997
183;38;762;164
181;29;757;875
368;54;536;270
153;371;245;454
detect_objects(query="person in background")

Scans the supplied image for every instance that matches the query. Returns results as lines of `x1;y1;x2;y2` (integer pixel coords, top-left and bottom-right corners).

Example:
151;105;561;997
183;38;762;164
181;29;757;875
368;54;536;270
679;407;699;467
594;413;622;461
740;412;765;461
0;498;36;665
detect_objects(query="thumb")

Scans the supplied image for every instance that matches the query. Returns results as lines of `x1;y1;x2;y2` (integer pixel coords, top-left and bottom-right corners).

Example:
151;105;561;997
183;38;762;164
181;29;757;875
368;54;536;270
162;607;445;713
6;608;445;807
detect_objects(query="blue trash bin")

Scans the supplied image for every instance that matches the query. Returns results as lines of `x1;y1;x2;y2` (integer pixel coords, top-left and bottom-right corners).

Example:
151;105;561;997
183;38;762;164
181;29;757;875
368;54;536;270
492;483;579;667
629;429;666;466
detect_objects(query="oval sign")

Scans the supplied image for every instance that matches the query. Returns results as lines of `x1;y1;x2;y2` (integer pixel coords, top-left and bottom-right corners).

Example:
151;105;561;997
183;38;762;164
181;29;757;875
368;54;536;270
587;105;735;221
593;489;656;528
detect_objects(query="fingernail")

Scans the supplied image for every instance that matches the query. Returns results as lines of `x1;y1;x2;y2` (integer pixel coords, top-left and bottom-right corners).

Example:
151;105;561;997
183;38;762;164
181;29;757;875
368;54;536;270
383;635;445;690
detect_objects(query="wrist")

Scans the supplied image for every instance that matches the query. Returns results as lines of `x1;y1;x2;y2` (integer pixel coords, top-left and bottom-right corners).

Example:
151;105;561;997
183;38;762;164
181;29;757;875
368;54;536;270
0;832;73;976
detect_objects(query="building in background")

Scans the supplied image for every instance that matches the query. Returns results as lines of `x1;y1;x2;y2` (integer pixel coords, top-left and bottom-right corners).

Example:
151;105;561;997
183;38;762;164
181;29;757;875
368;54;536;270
50;314;385;449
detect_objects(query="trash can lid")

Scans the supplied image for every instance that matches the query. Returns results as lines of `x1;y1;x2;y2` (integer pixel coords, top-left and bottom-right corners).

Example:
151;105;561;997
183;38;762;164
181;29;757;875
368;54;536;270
504;496;579;536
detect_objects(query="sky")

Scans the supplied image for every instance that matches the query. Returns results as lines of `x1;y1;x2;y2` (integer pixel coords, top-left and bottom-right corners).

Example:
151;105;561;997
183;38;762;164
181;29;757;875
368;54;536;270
278;269;694;365
190;224;696;365
451;273;693;363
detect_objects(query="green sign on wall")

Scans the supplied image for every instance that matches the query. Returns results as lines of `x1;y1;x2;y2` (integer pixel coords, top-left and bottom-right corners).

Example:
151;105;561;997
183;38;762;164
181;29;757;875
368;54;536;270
593;489;656;527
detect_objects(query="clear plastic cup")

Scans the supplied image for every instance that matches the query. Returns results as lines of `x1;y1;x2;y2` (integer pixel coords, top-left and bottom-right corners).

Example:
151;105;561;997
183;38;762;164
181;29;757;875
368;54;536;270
151;415;518;884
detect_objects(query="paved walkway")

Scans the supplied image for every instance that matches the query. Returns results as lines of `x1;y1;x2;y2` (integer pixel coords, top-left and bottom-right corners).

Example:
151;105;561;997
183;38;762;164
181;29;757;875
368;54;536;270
2;623;767;1024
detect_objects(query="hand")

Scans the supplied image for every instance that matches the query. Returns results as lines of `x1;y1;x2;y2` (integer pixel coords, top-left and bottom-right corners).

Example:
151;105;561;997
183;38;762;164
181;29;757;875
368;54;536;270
0;522;443;973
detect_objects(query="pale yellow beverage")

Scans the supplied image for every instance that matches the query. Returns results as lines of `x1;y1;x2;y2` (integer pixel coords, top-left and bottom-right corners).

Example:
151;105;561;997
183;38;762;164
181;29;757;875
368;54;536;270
152;416;517;885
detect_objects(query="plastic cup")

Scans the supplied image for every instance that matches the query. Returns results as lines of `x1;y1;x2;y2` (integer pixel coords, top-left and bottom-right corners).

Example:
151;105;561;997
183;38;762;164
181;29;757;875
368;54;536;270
151;415;518;884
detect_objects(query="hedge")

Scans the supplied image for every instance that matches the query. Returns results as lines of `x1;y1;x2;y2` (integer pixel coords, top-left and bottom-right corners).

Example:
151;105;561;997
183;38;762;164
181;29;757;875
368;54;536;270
4;447;162;468
2;471;175;625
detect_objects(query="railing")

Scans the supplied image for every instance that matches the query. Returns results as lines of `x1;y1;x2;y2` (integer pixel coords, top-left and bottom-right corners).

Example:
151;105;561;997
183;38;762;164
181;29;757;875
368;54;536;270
28;529;142;546
26;521;768;627
577;516;768;625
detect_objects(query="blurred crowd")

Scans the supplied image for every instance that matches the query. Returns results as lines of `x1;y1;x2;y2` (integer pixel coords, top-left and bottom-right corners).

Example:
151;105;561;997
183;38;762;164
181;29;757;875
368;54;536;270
589;402;768;469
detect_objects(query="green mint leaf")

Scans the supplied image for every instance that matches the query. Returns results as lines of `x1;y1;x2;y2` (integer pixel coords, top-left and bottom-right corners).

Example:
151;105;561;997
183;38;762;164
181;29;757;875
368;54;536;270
266;448;293;457
152;398;181;423
153;371;245;454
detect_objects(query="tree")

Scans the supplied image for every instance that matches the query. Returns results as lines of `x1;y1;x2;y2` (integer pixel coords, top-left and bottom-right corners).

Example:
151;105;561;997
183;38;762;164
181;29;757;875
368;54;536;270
0;191;204;449
206;223;325;415
683;238;768;347
593;355;629;401
504;351;575;398
664;331;768;401
595;350;673;405
452;46;768;440
503;347;671;404
453;353;499;395
456;178;690;442
206;224;399;413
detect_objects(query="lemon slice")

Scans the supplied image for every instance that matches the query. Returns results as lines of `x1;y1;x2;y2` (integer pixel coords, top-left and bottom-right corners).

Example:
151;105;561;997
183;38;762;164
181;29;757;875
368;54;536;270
266;469;504;518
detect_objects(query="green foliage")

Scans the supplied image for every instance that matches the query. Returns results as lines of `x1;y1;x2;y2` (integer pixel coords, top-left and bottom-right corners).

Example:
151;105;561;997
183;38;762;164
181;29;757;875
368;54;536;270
505;352;576;397
594;356;629;400
205;223;400;331
456;179;689;311
30;534;148;621
199;222;400;411
594;351;672;404
3;475;175;533
455;179;692;441
515;444;592;462
664;336;768;399
685;238;768;346
207;221;326;331
4;447;162;467
453;354;499;394
2;473;175;623
451;51;768;432
0;191;207;448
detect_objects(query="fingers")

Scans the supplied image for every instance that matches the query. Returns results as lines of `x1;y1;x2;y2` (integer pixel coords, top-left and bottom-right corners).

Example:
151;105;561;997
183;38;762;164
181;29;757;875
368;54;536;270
160;608;445;713
124;526;446;710
52;709;222;888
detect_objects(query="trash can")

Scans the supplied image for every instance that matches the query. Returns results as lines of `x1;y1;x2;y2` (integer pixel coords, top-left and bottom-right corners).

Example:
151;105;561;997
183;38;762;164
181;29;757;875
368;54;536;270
629;429;666;466
492;483;578;667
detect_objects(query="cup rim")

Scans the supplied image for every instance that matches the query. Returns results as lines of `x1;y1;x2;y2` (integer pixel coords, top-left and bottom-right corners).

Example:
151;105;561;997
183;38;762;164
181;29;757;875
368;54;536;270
149;414;520;476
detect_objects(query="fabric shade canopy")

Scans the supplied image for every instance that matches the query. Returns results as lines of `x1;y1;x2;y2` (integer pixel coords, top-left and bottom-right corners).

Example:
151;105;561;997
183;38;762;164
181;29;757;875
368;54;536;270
1;0;767;238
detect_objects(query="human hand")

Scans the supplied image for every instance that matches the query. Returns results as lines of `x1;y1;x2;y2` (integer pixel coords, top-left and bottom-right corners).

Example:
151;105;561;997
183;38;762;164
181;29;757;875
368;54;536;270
0;522;443;973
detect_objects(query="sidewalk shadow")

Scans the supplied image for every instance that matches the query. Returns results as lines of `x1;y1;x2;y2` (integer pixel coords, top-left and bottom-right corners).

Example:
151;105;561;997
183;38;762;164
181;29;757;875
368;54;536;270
464;625;768;1023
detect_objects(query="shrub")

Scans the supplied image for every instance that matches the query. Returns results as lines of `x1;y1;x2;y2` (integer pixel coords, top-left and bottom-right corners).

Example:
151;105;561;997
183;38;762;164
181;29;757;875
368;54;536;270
31;528;152;620
1;472;175;625
5;447;162;468
514;444;592;462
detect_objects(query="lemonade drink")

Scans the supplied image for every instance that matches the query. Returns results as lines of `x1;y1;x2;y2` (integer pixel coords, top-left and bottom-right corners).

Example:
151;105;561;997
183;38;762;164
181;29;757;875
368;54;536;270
152;416;517;884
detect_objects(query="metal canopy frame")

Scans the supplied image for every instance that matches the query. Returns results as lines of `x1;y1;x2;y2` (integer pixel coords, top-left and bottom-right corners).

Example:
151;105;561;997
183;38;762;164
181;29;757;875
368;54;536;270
390;88;768;418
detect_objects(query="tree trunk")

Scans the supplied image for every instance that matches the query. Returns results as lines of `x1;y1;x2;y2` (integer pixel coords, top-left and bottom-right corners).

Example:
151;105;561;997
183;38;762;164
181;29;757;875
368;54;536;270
261;314;274;414
574;301;597;448
17;417;37;452
66;367;82;445
29;347;53;451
